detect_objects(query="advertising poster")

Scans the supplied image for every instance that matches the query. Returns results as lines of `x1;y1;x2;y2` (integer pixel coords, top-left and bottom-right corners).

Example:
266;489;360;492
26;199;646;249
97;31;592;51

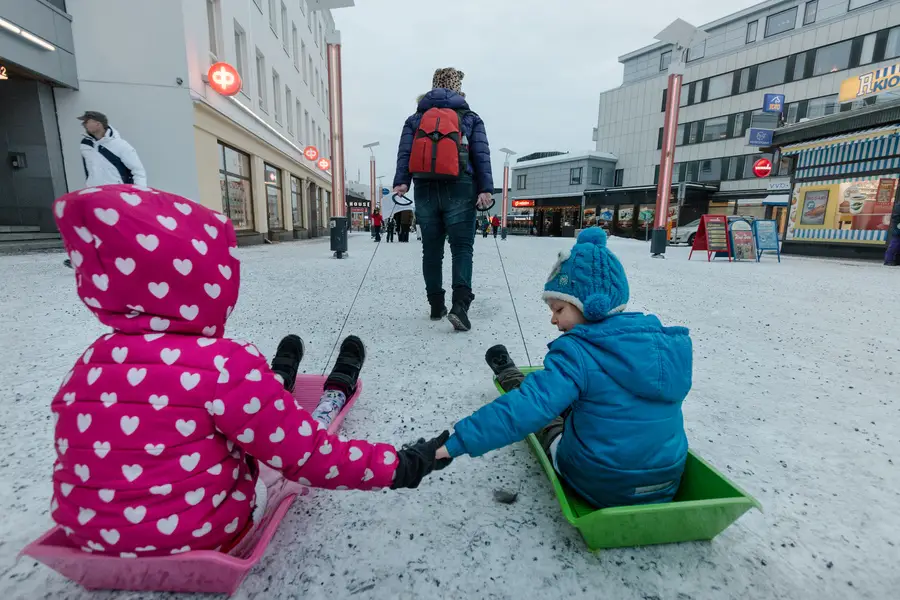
753;219;781;262
800;190;829;225
731;228;755;261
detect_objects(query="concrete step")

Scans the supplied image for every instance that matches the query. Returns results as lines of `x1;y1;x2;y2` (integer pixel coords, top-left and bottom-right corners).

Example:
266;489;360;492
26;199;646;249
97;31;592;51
0;225;41;233
0;237;64;255
0;232;62;242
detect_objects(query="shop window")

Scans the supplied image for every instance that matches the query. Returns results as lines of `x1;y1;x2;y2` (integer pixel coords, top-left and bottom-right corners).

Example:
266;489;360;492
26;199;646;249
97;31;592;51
860;33;877;65
799;190;829;225
233;22;247;90
702;116;729;142
756;58;787;88
591;167;603;185
707;73;732;100
660;50;672;72
516;174;527;190
746;20;758;44
570;167;583;185
272;70;282;123
268;0;277;34
218;143;254;231
765;7;797;38
614;169;624;187
803;0;818;26
885;26;900;60
207;0;222;58
813;40;852;76
806;94;839;119
737;68;751;93
849;0;882;10
291;175;304;228
255;49;267;111
264;163;284;230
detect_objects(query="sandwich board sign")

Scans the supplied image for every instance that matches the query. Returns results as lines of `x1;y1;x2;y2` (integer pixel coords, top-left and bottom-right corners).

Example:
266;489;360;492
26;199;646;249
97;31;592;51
753;219;781;262
689;215;732;262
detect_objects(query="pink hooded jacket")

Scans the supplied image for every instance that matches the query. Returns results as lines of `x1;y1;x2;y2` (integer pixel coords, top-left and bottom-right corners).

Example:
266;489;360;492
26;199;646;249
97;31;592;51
50;185;398;557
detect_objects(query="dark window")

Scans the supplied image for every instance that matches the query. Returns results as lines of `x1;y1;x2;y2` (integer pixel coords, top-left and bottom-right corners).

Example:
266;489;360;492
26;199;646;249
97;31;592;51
765;7;797;38
741;111;753;137
707;73;732;100
804;1;818;25
746;20;758;44
806;94;839;119
737;68;751;93
728;155;746;180
657;127;664;150
569;167;583;185
698;158;723;182
686;161;699;182
614;169;624;187
687;122;700;144
679;81;690;107
813;40;852;75
264;163;283;230
793;52;808;80
786;102;800;124
732;113;745;137
654;164;660;185
885;26;900;60
660;51;672;71
516;174;527;190
756;58;787;88
860;33;877;64
661;88;668;112
591;167;603;185
676;123;686;146
849;0;882;10
702;116;729;142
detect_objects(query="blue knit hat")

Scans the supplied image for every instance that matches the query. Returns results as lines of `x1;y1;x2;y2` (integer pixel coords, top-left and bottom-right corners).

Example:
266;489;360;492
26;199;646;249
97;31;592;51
542;228;629;321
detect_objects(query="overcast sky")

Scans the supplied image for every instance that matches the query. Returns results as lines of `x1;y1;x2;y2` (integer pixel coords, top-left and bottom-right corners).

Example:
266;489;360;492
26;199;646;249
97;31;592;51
333;0;758;192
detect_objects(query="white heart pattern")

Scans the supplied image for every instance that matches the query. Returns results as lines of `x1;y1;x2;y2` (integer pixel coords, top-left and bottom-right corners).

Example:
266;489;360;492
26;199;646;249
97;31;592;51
297;452;312;467
55;200;66;218
268;456;283;468
148;281;169;299
184;487;205;506
174;202;193;215
101;392;117;408
179;305;199;321
63;393;75;406
157;515;179;535
127;367;147;386
325;466;340;480
87;367;102;385
269;427;285;443
319;441;332;455
207;464;222;475
111;347;128;363
224;518;240;534
149;394;169;410
120;552;137;559
274;399;285;411
77;413;92;433
83;297;102;309
204;224;218;239
246;369;261;382
75;464;90;482
204;283;221;299
74;226;93;243
232;490;247;501
77;508;96;525
124;505;147;523
98;489;115;503
171;546;191;554
144;443;165;456
173;258;193;276
100;529;120;545
121;192;142;206
218;264;232;279
298;421;313;437
215;212;229;223
69;250;84;267
94;207;119;226
144;332;164;342
348;447;363;462
82;348;94;364
93;441;111;459
197;338;216;347
384;451;397;465
236;428;254;444
362;468;374;482
157;215;178;231
92;274;109;291
150;484;172;496
150;317;170;332
160;348;180;365
192;522;212;538
243;398;261;414
192;239;208;255
175;419;196;437
114;257;136;276
60;482;74;496
121;464;143;482
205;399;225;416
180;372;201;391
136;233;159;252
179;452;201;472
212;491;227;507
202;326;217;337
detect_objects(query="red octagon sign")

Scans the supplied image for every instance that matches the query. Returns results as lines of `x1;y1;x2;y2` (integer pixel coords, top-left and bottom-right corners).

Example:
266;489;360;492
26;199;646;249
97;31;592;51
303;146;319;161
752;158;773;178
317;157;331;171
207;62;242;97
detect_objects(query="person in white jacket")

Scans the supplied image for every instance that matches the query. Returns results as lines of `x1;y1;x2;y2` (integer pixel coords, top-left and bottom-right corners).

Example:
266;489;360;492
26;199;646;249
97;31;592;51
78;111;147;187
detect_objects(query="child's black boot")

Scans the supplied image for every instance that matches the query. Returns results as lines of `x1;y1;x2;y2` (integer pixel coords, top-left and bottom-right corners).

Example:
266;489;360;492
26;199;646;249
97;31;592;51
324;335;365;396
485;344;525;392
271;335;305;392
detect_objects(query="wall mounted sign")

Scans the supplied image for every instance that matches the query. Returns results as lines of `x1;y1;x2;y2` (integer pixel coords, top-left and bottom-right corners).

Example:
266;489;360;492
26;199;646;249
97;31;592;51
207;62;241;97
303;146;319;161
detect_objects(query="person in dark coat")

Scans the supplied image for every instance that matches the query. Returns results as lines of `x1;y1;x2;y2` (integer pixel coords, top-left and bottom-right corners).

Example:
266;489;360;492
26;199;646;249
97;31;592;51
393;67;493;332
885;199;900;266
386;215;395;243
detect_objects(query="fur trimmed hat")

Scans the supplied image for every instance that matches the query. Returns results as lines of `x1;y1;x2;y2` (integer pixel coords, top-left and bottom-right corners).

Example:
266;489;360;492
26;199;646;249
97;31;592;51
542;228;629;321
432;67;465;94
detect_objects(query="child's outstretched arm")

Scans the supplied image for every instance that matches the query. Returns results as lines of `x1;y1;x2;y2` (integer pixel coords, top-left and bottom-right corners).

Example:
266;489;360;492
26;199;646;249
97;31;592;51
213;342;398;490
443;339;583;459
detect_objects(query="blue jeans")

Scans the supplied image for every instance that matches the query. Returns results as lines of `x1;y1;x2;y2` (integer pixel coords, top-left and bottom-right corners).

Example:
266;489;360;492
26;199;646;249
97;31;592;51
414;176;476;297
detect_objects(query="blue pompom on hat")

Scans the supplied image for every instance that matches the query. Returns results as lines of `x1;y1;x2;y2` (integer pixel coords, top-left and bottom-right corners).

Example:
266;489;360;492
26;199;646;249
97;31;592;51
542;228;629;321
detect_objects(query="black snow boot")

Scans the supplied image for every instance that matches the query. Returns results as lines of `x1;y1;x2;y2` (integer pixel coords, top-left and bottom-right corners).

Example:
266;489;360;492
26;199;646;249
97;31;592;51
324;335;366;396
63;259;73;269
270;335;305;392
428;292;448;321
447;287;475;332
485;344;526;392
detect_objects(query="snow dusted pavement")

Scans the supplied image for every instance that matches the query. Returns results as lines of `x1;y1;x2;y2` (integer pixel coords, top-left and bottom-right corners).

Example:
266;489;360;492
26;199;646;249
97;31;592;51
1;233;897;599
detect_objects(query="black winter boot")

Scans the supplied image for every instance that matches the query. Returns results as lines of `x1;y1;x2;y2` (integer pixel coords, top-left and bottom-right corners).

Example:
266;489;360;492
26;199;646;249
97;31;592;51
271;335;305;392
447;287;475;332
428;292;448;321
485;344;525;392
324;335;366;396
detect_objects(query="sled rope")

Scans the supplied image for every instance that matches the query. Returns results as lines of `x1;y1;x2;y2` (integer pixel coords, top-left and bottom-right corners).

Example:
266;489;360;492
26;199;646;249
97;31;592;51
492;233;533;368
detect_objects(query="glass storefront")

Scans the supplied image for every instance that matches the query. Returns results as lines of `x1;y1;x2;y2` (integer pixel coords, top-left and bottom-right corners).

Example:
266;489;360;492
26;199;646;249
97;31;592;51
217;142;254;230
290;175;303;228
264;163;284;231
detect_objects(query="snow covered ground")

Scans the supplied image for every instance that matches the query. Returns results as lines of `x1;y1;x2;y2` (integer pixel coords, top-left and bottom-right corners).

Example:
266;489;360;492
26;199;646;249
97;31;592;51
1;233;897;599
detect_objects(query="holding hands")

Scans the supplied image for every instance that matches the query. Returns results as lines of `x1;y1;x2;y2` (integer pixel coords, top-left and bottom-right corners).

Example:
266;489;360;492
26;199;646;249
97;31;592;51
390;431;453;489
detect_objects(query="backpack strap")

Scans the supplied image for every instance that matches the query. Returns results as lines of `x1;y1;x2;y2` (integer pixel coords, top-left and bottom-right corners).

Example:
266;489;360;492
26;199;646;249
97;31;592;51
96;145;135;184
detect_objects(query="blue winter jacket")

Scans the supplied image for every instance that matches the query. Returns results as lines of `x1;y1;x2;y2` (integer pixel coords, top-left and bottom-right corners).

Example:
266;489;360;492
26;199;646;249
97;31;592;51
393;89;494;194
444;313;692;508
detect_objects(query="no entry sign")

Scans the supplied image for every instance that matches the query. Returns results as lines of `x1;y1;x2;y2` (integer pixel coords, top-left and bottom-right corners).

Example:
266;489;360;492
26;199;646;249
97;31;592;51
752;158;773;178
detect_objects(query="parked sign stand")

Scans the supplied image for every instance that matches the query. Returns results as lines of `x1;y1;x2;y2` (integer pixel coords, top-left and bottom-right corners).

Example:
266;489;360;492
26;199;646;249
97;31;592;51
689;215;732;262
729;217;756;261
753;219;781;262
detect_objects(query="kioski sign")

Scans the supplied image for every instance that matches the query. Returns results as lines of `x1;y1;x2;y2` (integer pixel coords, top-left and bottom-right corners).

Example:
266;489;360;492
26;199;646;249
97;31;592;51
839;62;900;103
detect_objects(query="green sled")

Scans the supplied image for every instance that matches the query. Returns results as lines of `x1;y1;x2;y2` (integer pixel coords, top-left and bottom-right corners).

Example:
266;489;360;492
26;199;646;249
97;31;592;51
493;367;761;551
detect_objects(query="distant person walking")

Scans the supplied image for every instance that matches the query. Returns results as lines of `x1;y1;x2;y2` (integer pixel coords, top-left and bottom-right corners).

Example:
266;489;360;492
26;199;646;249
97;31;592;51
393;67;493;331
78;111;146;188
371;208;384;242
885;199;900;266
386;217;395;243
491;215;500;239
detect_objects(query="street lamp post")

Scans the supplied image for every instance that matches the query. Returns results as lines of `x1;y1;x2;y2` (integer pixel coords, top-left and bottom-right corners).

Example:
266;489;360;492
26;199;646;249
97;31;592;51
499;148;516;240
363;142;379;222
650;19;704;258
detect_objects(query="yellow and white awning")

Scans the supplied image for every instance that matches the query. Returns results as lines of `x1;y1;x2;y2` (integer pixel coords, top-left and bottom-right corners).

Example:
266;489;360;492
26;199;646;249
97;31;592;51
782;124;900;180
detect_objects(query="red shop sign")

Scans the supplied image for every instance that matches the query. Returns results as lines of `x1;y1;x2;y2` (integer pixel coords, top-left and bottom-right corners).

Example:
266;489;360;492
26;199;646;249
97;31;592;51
512;199;534;208
207;62;242;97
303;146;319;161
317;157;331;171
752;158;773;178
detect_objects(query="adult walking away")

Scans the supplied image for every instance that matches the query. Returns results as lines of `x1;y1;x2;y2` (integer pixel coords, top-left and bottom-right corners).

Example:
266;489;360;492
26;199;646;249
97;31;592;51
491;214;500;239
372;208;384;242
64;111;148;269
386;216;395;243
885;199;900;265
393;67;493;331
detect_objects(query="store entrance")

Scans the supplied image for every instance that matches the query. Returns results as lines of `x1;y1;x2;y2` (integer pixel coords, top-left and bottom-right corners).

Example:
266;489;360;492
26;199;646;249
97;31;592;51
535;206;581;237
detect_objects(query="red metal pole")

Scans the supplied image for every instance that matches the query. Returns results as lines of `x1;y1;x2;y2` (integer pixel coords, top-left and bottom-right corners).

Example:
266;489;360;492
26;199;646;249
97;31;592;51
326;37;345;218
651;72;683;255
501;163;509;229
369;155;376;216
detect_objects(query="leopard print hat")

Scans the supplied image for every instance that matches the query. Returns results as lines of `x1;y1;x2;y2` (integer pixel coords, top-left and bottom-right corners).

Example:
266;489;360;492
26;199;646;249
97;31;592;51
432;68;465;97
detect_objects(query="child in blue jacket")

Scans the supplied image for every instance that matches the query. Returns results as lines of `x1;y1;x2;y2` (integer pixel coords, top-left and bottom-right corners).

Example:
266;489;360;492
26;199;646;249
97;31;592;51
436;228;692;508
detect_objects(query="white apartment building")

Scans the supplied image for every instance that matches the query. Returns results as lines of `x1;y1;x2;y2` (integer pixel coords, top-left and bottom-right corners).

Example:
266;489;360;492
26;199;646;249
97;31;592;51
49;0;336;243
595;0;900;226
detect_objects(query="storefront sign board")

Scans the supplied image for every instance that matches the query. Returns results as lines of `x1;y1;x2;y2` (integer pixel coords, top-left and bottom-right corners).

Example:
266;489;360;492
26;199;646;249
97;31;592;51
753;219;781;262
762;93;785;113
839;62;900;103
729;218;756;261
689;215;732;262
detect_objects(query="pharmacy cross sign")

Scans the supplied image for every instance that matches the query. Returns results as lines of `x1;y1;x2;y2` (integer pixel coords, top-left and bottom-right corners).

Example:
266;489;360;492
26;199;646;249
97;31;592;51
207;62;241;97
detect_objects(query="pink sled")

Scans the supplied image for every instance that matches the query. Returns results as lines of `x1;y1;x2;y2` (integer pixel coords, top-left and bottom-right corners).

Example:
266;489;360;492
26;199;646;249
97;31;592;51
19;374;362;596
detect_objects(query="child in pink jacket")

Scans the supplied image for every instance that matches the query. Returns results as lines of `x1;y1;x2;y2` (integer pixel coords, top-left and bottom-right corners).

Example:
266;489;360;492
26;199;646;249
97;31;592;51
50;185;448;557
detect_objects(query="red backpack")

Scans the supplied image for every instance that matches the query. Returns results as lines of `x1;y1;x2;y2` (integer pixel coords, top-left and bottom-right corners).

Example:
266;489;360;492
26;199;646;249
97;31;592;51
408;108;469;179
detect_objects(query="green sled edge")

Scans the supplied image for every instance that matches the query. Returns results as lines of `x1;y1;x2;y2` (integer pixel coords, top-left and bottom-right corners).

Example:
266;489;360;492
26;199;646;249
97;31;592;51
493;366;762;551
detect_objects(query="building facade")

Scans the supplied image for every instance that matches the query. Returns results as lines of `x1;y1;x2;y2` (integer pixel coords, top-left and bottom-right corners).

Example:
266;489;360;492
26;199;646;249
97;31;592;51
1;0;337;245
596;0;900;231
509;151;618;237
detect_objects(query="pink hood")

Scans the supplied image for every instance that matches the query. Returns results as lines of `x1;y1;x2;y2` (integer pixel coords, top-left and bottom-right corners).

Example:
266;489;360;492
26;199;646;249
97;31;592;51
55;184;240;337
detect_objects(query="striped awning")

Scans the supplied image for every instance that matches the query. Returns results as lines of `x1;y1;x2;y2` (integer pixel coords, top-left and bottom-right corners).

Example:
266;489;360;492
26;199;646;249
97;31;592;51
783;124;900;180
